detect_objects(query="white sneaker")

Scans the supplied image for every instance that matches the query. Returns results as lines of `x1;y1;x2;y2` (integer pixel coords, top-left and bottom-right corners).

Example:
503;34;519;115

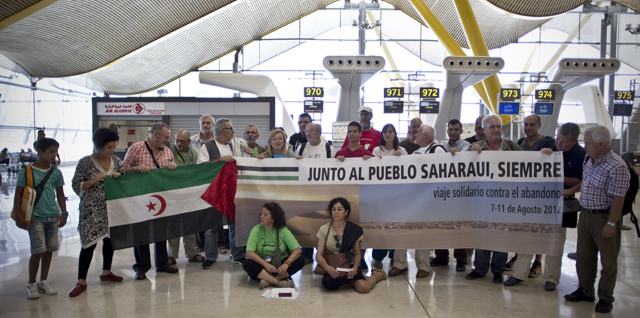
26;283;40;299
37;280;58;295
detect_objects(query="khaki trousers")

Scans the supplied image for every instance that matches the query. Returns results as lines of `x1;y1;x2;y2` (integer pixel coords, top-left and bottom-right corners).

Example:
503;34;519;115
393;249;432;272
576;212;621;302
511;228;566;284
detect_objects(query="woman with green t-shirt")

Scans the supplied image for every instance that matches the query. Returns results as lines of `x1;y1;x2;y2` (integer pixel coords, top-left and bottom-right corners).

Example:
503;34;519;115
243;202;304;290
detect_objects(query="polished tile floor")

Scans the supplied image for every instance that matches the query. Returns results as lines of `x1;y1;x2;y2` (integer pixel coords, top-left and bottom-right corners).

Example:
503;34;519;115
0;165;639;318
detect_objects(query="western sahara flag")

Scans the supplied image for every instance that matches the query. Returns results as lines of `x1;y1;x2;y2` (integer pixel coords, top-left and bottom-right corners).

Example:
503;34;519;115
104;161;237;250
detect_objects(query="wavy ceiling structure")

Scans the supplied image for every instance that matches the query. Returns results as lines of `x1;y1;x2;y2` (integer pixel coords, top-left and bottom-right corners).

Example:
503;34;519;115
0;0;637;94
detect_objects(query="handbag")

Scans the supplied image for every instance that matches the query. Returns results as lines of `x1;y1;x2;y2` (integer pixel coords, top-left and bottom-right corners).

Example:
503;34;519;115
11;165;55;226
313;221;351;275
562;197;581;228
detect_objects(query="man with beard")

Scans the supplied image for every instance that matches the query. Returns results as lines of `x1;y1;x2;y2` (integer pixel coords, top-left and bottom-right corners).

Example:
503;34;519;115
340;106;380;152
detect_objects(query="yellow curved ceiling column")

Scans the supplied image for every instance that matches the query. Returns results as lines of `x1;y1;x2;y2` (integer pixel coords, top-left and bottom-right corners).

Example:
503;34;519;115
408;0;492;111
452;0;509;123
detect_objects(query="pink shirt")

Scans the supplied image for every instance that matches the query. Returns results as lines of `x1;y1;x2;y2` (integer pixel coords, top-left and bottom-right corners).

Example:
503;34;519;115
123;139;175;169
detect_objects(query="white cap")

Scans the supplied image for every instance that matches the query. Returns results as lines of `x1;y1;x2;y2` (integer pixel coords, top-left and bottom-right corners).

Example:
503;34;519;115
358;106;373;113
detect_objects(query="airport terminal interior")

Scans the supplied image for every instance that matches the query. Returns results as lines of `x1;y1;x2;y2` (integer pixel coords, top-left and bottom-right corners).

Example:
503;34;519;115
1;0;640;317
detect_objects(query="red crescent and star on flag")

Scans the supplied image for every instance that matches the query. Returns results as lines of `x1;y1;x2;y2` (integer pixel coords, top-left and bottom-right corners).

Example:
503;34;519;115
146;194;167;216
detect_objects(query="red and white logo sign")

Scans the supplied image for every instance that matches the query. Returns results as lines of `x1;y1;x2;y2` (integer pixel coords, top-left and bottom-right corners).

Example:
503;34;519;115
97;102;165;115
133;103;146;114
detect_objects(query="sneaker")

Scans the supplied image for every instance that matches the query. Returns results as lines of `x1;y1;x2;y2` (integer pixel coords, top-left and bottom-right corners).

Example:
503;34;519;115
429;257;449;267
595;299;613;313
544;281;557;291
492;273;504;284
564;287;595;302
455;261;467;272
465;270;484;280
26;283;40;299
231;257;246;265
37;280;57;295
373;260;383;269
202;260;216;269
503;276;523;286
528;261;542;278
503;255;517;271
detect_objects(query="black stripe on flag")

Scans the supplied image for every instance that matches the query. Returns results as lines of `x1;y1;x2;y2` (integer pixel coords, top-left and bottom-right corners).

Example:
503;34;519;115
237;166;299;172
109;207;226;250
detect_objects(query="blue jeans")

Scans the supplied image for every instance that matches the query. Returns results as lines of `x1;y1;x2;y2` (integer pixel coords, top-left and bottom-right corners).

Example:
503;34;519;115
28;216;59;254
473;249;507;276
228;223;245;261
204;227;219;262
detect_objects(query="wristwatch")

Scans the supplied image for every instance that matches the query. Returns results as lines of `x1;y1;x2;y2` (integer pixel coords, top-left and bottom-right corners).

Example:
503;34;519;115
606;221;615;227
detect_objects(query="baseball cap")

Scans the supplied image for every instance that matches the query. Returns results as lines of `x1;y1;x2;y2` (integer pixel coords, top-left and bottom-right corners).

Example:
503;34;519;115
358;106;373;113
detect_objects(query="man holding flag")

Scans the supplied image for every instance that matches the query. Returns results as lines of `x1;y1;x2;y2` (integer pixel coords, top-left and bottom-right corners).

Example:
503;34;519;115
122;122;178;280
197;118;237;269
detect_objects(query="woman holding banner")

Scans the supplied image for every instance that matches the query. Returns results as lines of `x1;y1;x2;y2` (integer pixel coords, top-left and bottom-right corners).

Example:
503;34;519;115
315;197;387;293
258;128;295;158
69;127;125;297
370;124;406;269
372;124;408;158
243;202;304;290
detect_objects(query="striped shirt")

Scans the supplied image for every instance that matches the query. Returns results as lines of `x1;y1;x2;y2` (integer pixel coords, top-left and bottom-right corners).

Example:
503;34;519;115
123;139;174;170
580;149;630;210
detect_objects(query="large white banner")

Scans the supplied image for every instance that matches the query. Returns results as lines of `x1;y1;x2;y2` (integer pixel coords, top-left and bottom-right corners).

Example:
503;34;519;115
234;151;565;255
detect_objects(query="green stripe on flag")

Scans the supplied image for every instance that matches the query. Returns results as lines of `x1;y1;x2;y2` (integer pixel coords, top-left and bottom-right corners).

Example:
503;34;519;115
238;175;298;181
104;162;225;200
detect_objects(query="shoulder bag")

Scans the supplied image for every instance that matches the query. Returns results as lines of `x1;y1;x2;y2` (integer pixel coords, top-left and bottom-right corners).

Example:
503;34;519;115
11;165;55;225
313;221;350;275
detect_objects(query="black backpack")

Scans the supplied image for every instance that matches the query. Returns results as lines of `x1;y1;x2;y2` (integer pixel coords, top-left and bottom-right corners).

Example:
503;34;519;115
622;166;639;237
297;141;333;158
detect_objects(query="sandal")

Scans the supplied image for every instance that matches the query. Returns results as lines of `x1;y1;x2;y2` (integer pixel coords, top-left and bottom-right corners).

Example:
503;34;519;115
259;279;270;290
188;254;205;262
277;278;294;288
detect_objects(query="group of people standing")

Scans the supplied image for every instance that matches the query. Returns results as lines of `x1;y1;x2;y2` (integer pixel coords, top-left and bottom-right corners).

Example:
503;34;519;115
12;108;636;313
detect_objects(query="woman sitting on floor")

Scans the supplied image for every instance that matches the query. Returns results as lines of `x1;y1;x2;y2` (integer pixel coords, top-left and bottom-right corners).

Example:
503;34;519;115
315;197;387;293
243;201;305;289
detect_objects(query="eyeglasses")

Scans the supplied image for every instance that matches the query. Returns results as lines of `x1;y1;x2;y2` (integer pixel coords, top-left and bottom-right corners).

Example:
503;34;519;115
334;234;341;249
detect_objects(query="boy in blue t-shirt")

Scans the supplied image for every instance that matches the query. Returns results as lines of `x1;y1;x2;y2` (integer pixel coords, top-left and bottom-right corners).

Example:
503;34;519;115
12;137;67;299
